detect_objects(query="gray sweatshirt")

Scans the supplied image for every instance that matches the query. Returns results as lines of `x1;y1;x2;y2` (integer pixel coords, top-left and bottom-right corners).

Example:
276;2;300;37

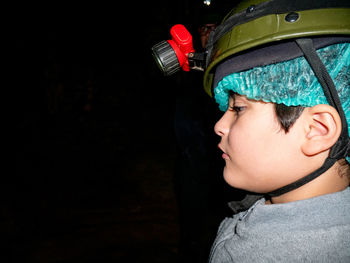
209;187;350;262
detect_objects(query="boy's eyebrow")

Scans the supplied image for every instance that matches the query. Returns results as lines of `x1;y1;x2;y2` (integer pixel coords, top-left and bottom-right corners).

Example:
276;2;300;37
229;92;248;102
230;92;258;104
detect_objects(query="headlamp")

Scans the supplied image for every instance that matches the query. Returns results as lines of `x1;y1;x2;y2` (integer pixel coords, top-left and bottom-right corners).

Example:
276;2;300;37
151;24;206;76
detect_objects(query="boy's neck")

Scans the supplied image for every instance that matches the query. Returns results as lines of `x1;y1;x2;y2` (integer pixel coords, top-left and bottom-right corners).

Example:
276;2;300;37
267;163;349;204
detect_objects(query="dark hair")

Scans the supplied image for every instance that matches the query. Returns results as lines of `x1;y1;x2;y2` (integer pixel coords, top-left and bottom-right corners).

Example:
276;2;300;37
275;103;304;133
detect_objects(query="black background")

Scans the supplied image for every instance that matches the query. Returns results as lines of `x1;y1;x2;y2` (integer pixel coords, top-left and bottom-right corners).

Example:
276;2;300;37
13;1;243;262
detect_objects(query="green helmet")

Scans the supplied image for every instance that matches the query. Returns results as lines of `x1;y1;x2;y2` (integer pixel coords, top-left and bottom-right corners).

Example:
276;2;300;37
203;0;350;96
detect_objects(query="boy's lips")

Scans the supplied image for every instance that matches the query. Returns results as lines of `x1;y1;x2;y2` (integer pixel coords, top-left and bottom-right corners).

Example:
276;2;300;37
218;145;230;160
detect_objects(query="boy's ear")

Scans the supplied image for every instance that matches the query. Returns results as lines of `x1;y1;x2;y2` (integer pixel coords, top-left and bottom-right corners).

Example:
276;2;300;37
301;104;342;156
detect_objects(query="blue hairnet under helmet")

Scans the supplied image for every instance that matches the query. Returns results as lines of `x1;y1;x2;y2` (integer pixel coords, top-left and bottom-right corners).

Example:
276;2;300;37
214;43;350;163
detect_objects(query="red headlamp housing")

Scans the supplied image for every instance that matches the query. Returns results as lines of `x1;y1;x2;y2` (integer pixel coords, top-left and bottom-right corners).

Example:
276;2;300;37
167;24;195;72
152;24;205;76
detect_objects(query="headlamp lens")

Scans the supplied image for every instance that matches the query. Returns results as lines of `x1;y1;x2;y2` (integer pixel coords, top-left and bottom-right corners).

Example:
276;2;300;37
151;40;180;76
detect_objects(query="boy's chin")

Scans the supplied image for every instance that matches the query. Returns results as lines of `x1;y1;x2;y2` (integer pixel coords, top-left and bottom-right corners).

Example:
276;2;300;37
223;168;274;194
223;168;244;189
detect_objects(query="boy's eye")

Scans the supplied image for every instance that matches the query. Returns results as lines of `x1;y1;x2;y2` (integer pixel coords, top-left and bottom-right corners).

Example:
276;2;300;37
229;106;245;114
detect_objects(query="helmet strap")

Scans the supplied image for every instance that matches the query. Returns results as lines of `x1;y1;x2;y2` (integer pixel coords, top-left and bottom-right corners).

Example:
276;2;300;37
267;38;350;197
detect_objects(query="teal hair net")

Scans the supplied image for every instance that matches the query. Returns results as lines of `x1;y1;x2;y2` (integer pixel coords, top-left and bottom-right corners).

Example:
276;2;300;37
214;43;350;163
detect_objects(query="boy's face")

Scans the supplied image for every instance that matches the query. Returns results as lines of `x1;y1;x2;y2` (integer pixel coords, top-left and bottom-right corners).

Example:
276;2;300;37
215;94;307;193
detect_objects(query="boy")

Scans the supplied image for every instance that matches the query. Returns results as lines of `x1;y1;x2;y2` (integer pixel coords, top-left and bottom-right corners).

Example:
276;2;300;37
201;0;350;262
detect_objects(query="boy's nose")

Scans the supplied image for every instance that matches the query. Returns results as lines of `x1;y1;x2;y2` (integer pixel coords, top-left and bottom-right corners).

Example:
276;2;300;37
214;112;229;137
